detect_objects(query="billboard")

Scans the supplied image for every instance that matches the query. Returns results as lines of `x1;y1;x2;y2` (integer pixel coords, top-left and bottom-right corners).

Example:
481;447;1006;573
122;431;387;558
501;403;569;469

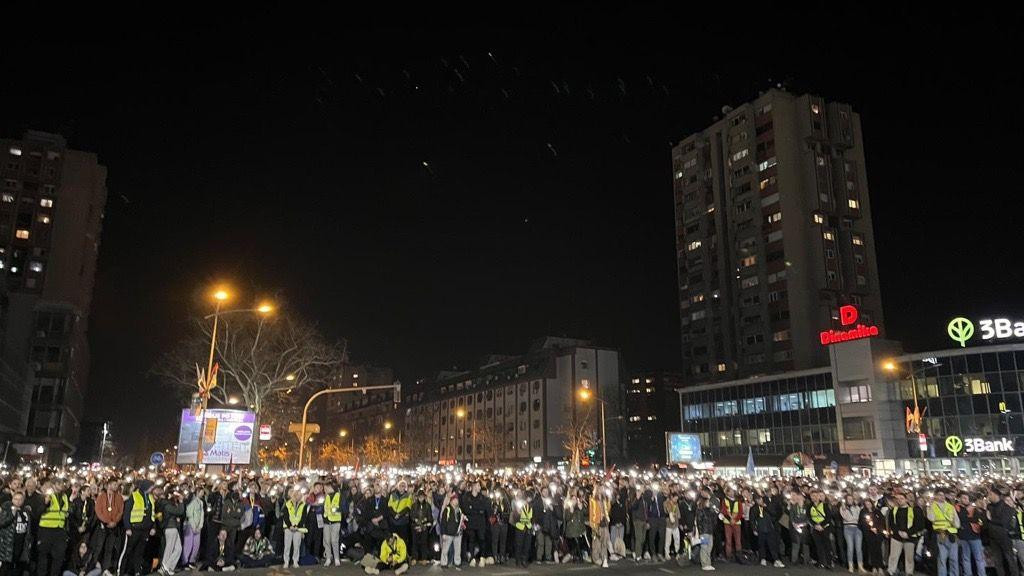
176;409;254;465
666;432;703;464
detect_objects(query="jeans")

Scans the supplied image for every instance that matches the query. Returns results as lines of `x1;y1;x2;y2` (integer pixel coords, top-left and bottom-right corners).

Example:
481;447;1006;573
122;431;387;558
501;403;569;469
182;524;201;566
791;527;811;564
610;524;625;557
958;539;985;576
322;522;341;563
513;530;530;565
282;530;303;566
887;539;915;575
936;535;960;576
441;534;462;567
37;527;68;576
844;525;863;567
758;528;782;563
161;528;182;572
700;534;714;567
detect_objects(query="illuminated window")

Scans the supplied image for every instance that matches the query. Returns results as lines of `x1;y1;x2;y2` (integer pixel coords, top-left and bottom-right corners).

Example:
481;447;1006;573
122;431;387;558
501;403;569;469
823;231;835;241
717;363;726;372
816;156;825;166
40;198;53;208
813;213;824;224
29;261;43;273
740;276;759;289
686;240;702;251
766;212;782;224
9;147;21;156
731;149;749;162
631;378;640;384
759;178;769;190
811;104;821;115
2;193;13;203
757;157;777;172
852;235;864;246
741;256;757;267
848;199;859;209
691;293;705;303
15;229;30;240
37;215;50;224
629;416;641;422
773;330;790;342
675;171;683;180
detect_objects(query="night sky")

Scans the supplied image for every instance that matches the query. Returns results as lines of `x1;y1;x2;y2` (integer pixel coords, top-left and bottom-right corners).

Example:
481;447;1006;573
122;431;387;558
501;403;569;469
1;9;1022;454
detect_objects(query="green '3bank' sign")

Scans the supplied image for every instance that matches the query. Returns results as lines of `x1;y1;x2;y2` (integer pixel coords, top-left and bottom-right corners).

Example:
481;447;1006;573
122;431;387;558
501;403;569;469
948;316;1024;347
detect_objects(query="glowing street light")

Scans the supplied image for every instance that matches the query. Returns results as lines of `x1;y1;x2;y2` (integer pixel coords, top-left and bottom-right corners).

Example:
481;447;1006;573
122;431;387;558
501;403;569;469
578;387;606;471
338;429;348;438
213;289;230;302
228;396;240;405
383;421;393;430
285;374;296;381
256;302;274;314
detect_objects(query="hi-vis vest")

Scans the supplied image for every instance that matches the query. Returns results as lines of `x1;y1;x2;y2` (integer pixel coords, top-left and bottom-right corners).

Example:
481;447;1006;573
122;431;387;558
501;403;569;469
723;499;740;524
389;492;412;515
325;493;342;523
1016;509;1024;540
286;500;308;533
39;494;69;528
129;491;153;525
931;502;957;534
810;503;827;524
515;505;533;531
891;506;913;530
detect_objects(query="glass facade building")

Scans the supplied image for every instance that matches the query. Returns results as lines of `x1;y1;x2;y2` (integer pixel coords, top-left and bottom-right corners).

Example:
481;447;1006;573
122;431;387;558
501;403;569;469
678;369;837;463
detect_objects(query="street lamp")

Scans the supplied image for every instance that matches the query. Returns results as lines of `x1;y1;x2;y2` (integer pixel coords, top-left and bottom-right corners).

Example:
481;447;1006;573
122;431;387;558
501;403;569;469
383;421;393;430
578;388;607;471
455;409;476;466
228;396;239;405
883;359;943;474
195;286;275;467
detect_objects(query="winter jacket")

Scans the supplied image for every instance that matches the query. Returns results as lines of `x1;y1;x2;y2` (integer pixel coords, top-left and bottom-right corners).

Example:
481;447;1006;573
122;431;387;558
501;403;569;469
218;494;243;530
696;505;718;535
440;504;463;536
0;503;33;563
749;503;775;534
242;536;273;559
956;504;983;541
412;500;434;533
95;491;123;527
159;498;185;530
887;506;926;542
609;496;627;525
380;535;407;566
461;492;490;531
68;548;98;575
563;502;586;539
186;496;205;532
986;500;1016;540
69;496;96;536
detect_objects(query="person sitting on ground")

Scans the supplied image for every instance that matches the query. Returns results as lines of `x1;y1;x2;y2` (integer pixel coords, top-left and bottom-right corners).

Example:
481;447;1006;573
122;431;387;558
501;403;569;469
363;532;408;575
203;528;237;572
63;539;102;576
239;527;275;568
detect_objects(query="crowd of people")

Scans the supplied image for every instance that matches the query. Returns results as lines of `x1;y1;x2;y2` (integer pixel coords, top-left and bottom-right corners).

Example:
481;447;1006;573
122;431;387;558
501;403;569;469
2;463;1024;576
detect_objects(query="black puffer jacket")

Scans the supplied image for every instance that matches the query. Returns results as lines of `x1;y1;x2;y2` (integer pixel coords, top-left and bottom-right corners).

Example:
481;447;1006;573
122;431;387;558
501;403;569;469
0;503;33;563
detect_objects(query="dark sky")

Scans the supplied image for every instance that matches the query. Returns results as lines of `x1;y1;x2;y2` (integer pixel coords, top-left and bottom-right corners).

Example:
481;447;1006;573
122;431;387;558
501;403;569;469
2;8;1022;454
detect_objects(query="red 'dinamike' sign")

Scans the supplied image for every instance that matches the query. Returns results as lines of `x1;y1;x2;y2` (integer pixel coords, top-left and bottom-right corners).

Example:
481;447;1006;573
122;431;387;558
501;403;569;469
819;305;879;346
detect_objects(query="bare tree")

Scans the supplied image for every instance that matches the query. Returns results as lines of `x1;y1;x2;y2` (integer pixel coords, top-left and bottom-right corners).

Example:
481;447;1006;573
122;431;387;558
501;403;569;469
360;436;408;468
557;406;598;474
154;313;346;465
318;440;357;468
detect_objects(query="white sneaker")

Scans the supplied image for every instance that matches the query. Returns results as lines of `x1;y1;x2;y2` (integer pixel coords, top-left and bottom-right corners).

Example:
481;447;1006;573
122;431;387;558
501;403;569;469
485;557;494;566
702;566;716;571
282;562;290;569
602;560;609;568
775;560;786;568
553;552;560;564
395;565;409;576
335;559;342;566
761;560;768;566
469;559;477;567
325;559;332;567
644;552;651;560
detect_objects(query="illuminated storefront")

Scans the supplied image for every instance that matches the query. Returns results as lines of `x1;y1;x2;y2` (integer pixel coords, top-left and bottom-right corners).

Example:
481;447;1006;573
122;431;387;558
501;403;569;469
676;308;1024;475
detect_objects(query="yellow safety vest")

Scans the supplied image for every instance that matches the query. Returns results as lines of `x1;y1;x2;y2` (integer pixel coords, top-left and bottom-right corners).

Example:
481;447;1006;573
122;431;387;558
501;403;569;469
39;494;69;529
129;491;153;525
723;499;740;524
515;505;533;531
325;493;342;523
891;506;913;530
286;500;308;533
810;503;827;524
931;502;956;534
389;493;412;516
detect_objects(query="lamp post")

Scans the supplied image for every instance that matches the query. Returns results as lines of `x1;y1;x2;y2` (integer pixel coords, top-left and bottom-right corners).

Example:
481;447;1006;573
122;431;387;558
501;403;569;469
883;360;943;475
194;287;274;467
455;409;476;466
297;383;400;471
578;388;607;471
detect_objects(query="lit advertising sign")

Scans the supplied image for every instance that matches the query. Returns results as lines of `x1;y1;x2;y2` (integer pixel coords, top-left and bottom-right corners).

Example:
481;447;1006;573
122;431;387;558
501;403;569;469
176;409;254;465
948;317;1024;348
820;305;879;346
667;433;703;464
945;435;1014;456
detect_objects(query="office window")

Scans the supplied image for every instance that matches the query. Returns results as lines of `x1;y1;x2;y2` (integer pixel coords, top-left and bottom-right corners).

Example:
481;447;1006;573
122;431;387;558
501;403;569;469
766;212;782;224
731;149;749;162
823;231;835;241
741;256;757;267
717;363;727;372
39;198;53;208
848;199;859;209
852;235;864;246
687;240;701;251
772;330;790;342
813;214;824;224
15;229;29;240
843;416;876;440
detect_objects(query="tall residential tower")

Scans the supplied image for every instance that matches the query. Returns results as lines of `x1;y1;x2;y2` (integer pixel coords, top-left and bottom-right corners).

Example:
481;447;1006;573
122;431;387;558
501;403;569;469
672;89;884;383
0;131;107;462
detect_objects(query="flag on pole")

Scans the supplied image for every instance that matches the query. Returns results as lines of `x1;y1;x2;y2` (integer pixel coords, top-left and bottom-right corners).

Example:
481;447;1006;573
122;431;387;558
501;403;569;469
746;446;755;476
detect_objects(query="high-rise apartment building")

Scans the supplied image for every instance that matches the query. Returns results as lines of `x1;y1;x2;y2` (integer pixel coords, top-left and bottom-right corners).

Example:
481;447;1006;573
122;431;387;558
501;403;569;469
0;131;107;463
672;89;884;382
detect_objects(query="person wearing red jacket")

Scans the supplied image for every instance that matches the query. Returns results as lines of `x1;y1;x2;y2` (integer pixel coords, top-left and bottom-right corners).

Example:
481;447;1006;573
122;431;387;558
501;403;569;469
93;479;124;576
720;488;743;561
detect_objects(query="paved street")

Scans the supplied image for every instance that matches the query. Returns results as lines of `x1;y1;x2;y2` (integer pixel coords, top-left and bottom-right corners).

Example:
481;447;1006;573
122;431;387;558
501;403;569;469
233;561;828;576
